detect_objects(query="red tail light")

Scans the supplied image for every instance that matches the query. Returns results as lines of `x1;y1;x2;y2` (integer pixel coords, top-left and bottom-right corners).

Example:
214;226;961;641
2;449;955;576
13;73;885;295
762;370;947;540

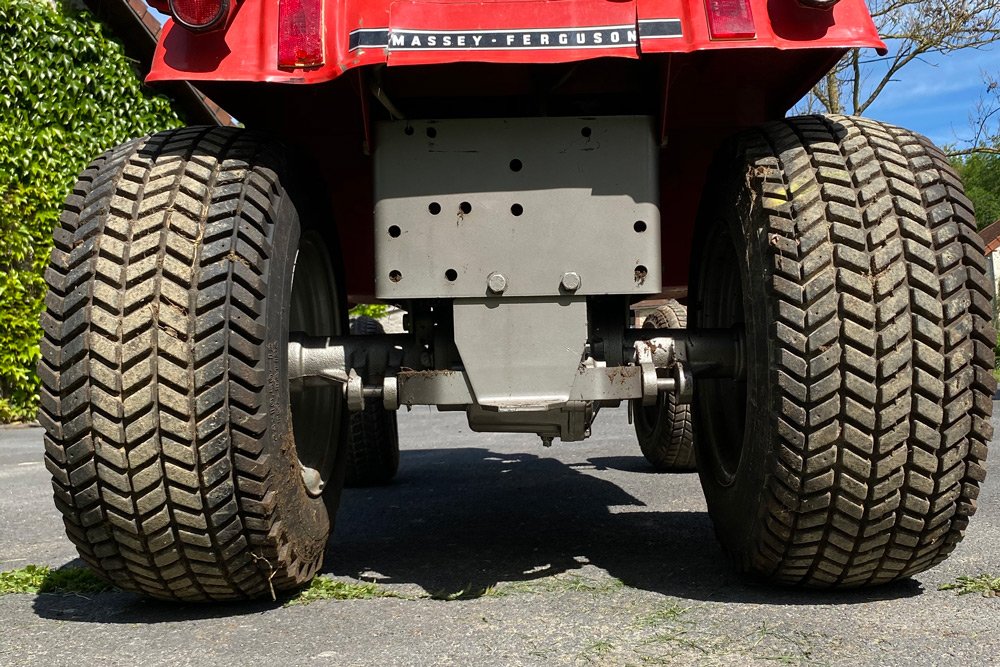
168;0;232;32
278;0;325;68
705;0;756;40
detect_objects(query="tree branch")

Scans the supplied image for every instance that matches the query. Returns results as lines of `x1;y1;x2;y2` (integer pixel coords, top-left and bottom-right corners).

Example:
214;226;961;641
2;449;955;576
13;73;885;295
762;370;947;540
815;0;1000;116
946;147;1000;157
851;50;862;114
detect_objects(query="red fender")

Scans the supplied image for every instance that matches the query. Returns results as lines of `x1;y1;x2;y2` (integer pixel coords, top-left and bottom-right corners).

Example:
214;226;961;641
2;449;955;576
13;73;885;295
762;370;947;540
147;0;885;84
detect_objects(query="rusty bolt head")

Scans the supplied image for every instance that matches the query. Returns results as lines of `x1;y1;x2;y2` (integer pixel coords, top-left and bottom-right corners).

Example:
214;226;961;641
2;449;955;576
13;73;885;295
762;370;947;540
560;272;582;292
487;272;508;294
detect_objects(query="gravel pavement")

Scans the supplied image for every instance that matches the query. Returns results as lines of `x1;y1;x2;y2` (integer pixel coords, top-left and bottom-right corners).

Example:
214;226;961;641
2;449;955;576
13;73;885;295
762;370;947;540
1;405;998;667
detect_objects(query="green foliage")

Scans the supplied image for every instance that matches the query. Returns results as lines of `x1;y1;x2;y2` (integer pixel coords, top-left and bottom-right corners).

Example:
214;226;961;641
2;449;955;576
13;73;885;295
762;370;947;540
0;564;48;594
0;0;182;421
939;574;1000;597
0;564;111;595
995;329;1000;372
349;304;389;319
285;576;399;606
953;152;1000;230
486;573;625;597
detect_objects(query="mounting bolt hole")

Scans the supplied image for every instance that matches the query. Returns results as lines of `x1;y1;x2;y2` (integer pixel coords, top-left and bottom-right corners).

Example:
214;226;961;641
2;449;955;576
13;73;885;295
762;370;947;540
509;159;523;172
428;202;442;215
389;270;403;283
459;201;472;215
426;127;437;138
581;126;592;138
404;126;415;136
445;269;458;282
634;220;647;233
388;225;402;238
511;203;524;217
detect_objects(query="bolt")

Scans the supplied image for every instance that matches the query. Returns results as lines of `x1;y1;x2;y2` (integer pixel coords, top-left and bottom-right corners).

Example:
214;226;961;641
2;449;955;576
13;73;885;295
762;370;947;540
560;271;582;292
487;272;508;294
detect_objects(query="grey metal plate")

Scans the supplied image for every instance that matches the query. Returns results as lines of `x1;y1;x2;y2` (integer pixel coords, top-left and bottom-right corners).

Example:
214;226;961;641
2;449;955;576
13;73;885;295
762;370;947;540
452;297;589;410
374;116;661;299
395;364;644;407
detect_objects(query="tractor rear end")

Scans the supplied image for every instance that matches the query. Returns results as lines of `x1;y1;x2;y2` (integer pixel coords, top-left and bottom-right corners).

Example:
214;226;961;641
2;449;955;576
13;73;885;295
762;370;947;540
38;0;995;600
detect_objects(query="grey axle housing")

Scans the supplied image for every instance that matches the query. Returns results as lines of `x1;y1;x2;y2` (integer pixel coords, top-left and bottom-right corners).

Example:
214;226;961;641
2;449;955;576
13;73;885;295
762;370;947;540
286;115;746;443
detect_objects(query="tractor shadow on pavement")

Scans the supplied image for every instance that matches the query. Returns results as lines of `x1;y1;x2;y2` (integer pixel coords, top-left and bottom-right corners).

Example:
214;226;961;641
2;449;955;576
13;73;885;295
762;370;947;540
326;445;922;606
30;561;289;623
30;444;920;624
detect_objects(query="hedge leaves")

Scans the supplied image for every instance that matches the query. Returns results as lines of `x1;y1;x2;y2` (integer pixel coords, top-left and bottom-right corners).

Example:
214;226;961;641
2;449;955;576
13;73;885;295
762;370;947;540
0;0;182;421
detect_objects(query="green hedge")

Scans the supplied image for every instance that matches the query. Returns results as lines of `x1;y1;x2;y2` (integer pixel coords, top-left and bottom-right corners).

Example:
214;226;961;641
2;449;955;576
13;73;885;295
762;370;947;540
954;153;1000;230
0;0;182;421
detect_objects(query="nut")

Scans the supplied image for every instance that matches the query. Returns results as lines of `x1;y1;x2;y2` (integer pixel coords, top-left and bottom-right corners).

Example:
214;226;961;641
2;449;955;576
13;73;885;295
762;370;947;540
487;272;508;294
560;272;582;292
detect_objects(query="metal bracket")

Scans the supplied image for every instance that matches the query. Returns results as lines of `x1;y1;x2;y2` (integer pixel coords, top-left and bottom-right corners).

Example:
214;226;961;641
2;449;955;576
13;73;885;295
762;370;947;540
453;297;588;410
346;370;364;412
288;326;740;428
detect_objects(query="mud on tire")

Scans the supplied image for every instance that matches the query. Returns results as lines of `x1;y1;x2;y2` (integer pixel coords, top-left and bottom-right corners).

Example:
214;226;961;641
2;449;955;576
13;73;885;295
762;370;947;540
39;127;345;601
690;115;994;587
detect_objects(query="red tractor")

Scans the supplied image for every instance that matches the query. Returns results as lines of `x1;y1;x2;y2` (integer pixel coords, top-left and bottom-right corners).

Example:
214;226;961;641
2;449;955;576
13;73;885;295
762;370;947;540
40;0;994;600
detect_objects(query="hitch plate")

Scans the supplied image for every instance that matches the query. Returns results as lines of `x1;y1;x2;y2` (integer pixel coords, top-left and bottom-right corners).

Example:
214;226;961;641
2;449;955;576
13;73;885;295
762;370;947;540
373;116;661;299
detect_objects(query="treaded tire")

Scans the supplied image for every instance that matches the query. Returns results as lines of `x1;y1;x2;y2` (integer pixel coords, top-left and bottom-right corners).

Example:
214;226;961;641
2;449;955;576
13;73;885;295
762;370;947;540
690;115;994;587
39;127;345;601
631;301;696;471
344;316;400;487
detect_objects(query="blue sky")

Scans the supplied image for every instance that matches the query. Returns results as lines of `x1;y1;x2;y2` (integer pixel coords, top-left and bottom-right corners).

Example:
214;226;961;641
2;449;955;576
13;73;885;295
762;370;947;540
856;46;997;147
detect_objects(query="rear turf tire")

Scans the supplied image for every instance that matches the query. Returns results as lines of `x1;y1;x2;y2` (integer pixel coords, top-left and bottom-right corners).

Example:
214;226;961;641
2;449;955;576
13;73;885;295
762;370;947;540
690;115;994;587
631;301;696;471
344;316;400;487
39;127;345;601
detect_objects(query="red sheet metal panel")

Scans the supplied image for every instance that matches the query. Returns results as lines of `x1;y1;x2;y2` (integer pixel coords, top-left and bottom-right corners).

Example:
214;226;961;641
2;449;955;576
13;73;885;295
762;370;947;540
147;0;885;84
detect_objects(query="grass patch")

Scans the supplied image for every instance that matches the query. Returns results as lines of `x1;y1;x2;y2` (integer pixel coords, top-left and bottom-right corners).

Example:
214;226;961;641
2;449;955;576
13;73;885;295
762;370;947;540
285;576;405;606
634;622;823;664
634;602;689;628
939;574;1000;597
0;565;110;595
580;638;615;662
0;565;47;594
488;573;624;597
622;603;827;665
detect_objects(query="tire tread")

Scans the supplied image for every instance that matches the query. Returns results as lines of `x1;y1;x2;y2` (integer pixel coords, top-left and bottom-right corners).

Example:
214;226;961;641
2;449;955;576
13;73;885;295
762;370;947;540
40;128;326;601
344;316;400;487
701;115;993;586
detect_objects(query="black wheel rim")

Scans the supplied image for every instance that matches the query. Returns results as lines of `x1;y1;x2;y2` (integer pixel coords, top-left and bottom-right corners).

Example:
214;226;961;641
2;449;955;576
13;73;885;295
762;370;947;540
635;395;664;438
288;231;343;496
695;224;747;486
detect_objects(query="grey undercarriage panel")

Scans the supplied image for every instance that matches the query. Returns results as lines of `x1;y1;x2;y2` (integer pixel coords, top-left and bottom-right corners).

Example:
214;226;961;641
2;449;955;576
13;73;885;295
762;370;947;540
373;116;662;299
365;115;668;441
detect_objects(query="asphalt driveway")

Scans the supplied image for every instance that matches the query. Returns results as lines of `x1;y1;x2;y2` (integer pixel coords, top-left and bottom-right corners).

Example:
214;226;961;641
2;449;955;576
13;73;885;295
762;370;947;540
1;405;997;666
